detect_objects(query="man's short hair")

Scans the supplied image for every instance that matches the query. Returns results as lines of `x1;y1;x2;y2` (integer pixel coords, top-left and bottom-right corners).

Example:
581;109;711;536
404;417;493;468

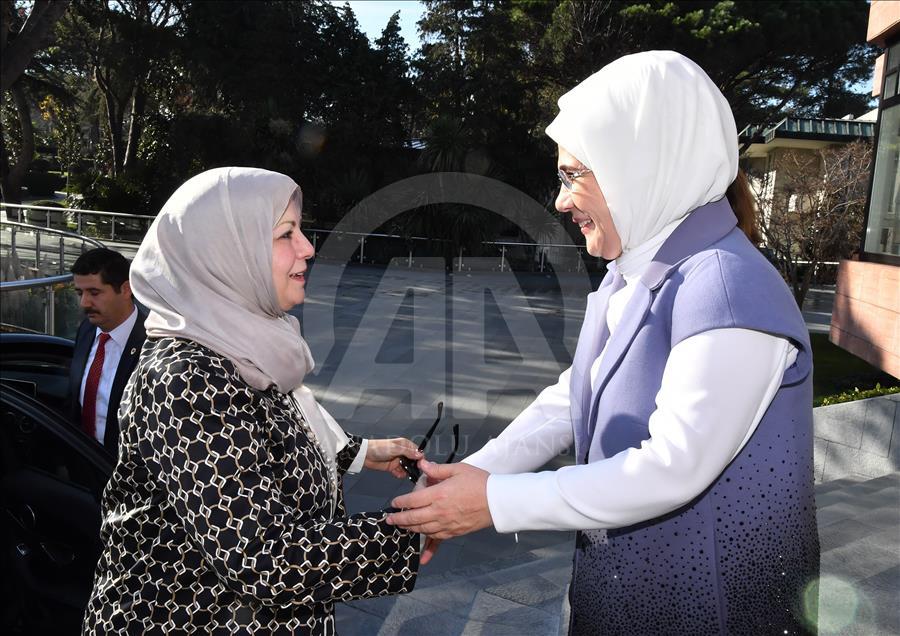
71;248;131;291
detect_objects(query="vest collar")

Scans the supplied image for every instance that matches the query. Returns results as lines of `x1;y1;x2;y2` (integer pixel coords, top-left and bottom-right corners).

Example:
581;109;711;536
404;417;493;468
640;198;738;290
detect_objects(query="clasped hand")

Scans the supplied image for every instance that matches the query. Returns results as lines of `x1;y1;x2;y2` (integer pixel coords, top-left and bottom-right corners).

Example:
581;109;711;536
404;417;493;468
364;438;423;479
385;460;493;563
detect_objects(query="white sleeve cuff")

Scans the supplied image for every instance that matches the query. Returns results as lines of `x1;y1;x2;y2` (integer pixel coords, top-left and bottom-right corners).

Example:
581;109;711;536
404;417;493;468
347;438;368;474
486;470;598;533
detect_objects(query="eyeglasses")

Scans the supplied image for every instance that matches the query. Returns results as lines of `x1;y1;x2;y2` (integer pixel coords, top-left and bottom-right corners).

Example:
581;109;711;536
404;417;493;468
398;401;459;484
557;167;592;190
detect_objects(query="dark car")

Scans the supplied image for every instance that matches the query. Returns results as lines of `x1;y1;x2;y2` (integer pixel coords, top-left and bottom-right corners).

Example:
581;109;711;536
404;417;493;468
0;333;114;635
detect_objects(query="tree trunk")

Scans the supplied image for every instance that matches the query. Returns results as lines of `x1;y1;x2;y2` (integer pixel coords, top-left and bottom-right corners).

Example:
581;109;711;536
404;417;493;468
123;78;146;173
794;261;815;309
3;81;35;203
100;85;125;178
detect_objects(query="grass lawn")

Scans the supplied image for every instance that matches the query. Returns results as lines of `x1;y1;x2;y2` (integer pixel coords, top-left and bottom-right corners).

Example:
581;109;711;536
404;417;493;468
811;333;898;401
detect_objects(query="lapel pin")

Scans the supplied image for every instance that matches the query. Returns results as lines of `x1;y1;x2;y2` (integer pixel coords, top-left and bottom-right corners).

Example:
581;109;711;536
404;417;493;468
130;348;137;355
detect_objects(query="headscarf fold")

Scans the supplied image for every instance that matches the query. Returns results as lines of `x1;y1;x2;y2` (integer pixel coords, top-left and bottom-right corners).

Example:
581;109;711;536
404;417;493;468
130;167;314;393
545;50;738;254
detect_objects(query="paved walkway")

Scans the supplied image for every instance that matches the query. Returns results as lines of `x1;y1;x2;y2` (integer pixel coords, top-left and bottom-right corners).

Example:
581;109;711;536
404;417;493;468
335;472;900;635
285;263;892;635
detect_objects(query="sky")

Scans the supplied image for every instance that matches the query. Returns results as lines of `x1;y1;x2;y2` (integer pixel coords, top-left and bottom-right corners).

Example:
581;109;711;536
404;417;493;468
332;1;427;50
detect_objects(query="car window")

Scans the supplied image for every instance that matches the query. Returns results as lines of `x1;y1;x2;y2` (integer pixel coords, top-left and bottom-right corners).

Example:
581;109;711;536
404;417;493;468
1;401;110;495
0;355;71;414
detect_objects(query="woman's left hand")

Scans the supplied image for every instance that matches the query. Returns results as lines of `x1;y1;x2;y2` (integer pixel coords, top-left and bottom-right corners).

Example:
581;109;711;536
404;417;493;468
364;438;423;479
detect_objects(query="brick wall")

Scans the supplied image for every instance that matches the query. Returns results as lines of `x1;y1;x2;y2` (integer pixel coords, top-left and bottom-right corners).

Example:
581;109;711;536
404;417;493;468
867;0;900;46
831;259;899;379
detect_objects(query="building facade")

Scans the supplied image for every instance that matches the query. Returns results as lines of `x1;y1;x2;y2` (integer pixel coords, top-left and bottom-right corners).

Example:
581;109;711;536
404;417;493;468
830;0;900;379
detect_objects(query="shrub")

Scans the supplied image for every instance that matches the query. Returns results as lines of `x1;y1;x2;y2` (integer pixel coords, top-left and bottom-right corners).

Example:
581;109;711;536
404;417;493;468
23;171;65;196
28;199;63;208
814;384;900;407
79;174;150;215
30;157;51;172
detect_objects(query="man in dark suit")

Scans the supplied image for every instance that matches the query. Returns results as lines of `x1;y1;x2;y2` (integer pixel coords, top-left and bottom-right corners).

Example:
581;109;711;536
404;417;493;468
69;248;146;456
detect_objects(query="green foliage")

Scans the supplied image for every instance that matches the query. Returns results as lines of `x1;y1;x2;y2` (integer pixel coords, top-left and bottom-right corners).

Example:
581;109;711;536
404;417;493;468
39;94;83;185
815;384;900;408
4;0;873;246
810;333;898;402
78;173;152;215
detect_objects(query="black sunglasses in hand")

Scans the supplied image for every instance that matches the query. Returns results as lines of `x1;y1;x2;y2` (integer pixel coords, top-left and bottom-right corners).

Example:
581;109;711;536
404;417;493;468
398;401;459;484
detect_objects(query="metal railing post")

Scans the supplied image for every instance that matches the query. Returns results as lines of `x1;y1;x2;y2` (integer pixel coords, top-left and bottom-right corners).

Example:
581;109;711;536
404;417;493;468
540;247;546;273
46;285;56;335
500;245;506;272
359;236;365;263
35;231;41;273
458;247;463;272
111;218;116;241
408;249;413;269
77;211;82;234
58;236;65;275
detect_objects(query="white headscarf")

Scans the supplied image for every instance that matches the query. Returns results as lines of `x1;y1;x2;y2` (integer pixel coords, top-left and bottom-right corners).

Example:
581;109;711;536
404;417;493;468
545;50;738;257
130;167;313;393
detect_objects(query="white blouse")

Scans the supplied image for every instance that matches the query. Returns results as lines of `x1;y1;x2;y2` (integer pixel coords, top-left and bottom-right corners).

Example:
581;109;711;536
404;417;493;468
463;250;798;534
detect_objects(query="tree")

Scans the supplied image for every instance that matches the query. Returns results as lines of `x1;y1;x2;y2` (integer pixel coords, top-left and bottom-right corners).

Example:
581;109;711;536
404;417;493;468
1;0;70;92
60;0;184;177
39;93;82;198
751;141;872;307
537;1;875;131
1;0;70;202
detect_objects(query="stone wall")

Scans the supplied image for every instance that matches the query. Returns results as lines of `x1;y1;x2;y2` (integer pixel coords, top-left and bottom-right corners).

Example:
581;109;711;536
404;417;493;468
814;393;900;482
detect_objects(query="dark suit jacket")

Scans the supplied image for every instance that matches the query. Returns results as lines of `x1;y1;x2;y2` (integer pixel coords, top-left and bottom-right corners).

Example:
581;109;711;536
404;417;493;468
69;305;147;455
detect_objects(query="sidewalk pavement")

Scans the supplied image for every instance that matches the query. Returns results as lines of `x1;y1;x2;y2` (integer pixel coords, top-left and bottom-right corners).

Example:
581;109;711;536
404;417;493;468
297;263;892;634
335;472;900;636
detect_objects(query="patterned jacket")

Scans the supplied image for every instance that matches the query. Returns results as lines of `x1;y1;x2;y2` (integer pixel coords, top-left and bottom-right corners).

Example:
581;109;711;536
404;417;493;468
82;337;419;635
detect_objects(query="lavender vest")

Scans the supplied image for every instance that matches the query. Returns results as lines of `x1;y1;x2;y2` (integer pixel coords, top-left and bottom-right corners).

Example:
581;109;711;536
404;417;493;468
568;199;819;636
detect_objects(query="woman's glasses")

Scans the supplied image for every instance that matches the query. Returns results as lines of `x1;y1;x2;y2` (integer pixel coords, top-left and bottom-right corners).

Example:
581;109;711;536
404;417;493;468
398;401;460;483
557;167;593;190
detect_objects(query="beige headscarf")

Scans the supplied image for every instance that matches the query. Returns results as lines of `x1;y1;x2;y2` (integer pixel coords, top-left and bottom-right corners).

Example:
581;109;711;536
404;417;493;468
130;167;314;393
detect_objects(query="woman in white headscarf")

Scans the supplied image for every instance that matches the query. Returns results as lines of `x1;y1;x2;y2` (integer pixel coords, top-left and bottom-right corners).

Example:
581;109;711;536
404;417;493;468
82;168;422;635
389;51;818;635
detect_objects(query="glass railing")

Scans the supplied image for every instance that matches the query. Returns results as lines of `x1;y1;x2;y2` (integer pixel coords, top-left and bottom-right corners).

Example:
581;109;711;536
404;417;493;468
1;202;155;244
3;203;601;279
1;221;105;337
304;227;601;273
1;221;105;278
0;274;83;338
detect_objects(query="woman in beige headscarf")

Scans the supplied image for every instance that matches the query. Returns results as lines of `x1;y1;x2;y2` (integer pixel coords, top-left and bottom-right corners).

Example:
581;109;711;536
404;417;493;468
82;167;421;635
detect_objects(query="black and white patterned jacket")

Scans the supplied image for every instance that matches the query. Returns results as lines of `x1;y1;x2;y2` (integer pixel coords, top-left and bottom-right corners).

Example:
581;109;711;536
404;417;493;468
83;337;419;635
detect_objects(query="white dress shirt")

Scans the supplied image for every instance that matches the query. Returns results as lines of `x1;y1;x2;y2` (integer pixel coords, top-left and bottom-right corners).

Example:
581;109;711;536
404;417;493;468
464;250;798;534
80;306;138;443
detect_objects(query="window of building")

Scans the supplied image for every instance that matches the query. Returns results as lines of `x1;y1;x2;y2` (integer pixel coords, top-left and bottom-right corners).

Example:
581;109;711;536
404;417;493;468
864;39;900;260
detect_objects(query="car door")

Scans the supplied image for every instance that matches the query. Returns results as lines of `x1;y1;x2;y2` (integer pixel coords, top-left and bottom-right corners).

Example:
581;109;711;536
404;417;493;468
0;385;114;635
0;333;75;416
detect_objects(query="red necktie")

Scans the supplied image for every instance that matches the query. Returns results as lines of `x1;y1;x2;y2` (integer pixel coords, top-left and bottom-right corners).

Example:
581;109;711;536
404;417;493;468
82;332;111;441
